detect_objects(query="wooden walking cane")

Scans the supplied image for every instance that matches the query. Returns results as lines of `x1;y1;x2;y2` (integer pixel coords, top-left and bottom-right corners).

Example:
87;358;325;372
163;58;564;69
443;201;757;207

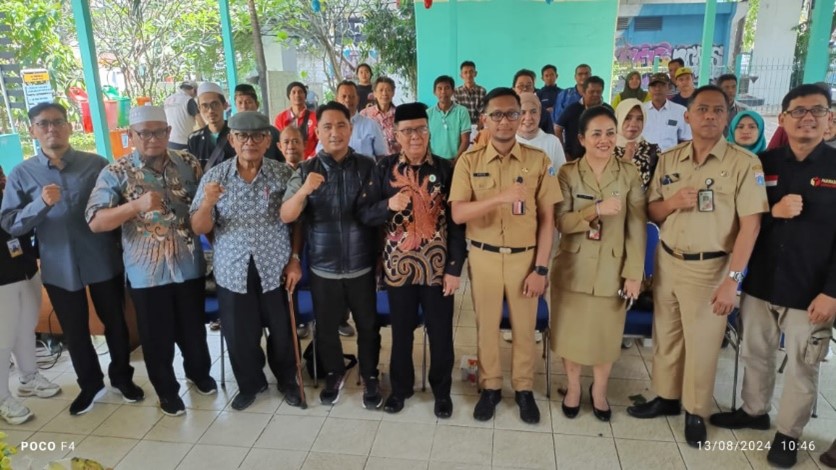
286;287;308;409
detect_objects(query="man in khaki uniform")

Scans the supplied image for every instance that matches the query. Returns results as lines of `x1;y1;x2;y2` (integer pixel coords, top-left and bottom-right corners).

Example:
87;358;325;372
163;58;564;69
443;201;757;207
450;87;562;424
626;85;768;446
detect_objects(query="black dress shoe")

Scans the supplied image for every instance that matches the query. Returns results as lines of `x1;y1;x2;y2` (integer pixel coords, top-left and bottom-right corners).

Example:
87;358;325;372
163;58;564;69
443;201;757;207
231;384;267;411
684;412;707;448
515;391;540;424
710;407;770;430
626;396;681;419
767;432;798;468
589;383;611;422
473;389;502;421
434;396;453;419
279;382;302;407
383;394;406;414
561;385;581;419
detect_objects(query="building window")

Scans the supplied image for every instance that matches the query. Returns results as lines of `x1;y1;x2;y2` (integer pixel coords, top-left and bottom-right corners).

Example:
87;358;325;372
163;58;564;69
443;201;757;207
616;17;630;31
634;16;662;32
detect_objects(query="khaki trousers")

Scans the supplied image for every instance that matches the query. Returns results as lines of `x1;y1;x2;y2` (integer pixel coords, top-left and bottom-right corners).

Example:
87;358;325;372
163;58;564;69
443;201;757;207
468;247;537;391
651;248;729;417
740;293;834;438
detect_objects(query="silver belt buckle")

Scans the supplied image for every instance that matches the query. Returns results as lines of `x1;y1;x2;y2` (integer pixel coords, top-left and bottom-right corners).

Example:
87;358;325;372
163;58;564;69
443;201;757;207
499;247;511;254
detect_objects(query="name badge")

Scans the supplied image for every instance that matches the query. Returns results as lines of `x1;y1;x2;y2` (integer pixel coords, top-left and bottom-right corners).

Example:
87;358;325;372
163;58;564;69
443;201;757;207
667;119;678;126
473;172;490;177
576;194;594;200
587;221;602;241
698;189;715;212
7;238;23;258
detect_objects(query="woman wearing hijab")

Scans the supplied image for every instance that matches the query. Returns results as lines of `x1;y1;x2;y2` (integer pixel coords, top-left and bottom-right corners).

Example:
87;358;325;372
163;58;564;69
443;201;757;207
727;110;766;155
613;98;661;191
612;71;650;109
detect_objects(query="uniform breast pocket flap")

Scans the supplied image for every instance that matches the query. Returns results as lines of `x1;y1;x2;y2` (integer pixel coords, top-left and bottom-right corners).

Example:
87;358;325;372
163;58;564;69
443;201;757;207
473;178;496;191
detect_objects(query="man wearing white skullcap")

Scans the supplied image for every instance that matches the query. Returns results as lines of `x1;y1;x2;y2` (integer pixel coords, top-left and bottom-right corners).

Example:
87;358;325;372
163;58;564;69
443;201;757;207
188;82;235;170
86;105;216;417
164;80;203;151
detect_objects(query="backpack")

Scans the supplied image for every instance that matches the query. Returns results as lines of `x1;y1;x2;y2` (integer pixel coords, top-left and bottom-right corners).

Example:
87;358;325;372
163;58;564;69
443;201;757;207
302;342;357;380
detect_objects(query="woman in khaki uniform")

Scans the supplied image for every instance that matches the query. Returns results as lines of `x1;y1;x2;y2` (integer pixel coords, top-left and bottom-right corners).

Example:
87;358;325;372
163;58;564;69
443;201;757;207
551;107;647;421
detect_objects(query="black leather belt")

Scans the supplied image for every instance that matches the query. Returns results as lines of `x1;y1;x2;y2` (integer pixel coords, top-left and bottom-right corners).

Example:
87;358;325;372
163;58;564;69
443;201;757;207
661;241;727;261
470;241;535;254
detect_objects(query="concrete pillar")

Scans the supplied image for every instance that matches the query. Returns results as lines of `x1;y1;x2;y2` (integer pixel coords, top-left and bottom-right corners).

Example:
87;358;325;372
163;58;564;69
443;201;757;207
749;0;800;109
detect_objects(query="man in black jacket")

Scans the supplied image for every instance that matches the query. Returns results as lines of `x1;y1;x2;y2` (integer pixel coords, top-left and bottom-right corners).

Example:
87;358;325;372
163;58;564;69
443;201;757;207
187;82;235;171
281;101;382;408
357;103;467;418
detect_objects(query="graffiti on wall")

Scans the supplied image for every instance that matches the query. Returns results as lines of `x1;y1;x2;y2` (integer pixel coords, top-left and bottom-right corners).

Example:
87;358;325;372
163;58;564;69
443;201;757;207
615;42;724;78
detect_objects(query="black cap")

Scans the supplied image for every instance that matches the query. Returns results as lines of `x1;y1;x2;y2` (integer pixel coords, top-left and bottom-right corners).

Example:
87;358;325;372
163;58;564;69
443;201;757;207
394;102;428;123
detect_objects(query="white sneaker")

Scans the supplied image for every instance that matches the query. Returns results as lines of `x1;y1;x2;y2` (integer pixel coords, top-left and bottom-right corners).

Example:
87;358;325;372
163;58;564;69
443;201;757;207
502;331;543;343
18;372;61;398
0;396;33;425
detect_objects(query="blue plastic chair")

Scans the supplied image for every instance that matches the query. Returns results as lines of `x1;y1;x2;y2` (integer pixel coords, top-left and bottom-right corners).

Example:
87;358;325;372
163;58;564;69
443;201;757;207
623;222;661;339
500;296;551;398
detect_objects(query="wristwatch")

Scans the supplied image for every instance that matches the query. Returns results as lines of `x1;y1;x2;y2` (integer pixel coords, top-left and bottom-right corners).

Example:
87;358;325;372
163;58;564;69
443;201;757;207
728;271;745;283
291;253;301;262
534;265;548;276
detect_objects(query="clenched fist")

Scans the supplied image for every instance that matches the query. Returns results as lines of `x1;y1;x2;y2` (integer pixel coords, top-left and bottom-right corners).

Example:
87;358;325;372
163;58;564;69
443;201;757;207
596;197;622;216
388;191;411;211
41;184;61;207
301;172;325;196
132;191;163;213
772;194;803;219
667;187;698;211
203;182;225;208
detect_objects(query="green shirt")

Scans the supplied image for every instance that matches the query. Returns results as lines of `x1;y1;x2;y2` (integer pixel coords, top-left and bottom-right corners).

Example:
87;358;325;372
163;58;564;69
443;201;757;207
427;103;471;160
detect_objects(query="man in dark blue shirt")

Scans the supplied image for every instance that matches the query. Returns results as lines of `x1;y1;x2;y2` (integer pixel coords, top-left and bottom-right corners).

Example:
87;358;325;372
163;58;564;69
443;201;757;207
710;84;836;469
536;64;561;116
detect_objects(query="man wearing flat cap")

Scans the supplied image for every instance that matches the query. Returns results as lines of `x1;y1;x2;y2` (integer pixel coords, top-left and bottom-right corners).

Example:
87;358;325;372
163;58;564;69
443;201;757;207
164;80;203;151
644;73;691;152
188;82;236;171
357;102;466;417
191;111;302;411
86;106;215;417
1;102;142;416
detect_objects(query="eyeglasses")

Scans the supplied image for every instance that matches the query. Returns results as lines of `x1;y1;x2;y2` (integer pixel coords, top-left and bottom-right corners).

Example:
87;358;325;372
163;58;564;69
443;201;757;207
199;101;223;111
484;111;521;122
33;119;68;129
398;126;429;137
784;106;830;119
232;131;268;144
133;128;169;141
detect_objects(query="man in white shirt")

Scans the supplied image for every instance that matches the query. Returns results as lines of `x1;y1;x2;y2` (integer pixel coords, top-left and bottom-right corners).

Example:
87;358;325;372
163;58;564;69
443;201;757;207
515;93;565;168
316;80;388;159
643;73;691;151
163;81;202;150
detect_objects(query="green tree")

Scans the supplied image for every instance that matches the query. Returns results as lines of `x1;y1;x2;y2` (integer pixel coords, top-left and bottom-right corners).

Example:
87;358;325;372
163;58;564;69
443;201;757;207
361;0;417;97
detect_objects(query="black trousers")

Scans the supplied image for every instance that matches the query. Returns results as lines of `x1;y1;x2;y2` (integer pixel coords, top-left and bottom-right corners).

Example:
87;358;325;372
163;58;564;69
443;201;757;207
44;274;134;393
387;284;454;398
129;278;212;399
216;259;295;394
310;271;380;380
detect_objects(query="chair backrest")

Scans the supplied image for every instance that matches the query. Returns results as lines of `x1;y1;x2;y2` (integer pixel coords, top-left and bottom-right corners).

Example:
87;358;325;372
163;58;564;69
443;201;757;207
500;296;549;331
645;222;660;279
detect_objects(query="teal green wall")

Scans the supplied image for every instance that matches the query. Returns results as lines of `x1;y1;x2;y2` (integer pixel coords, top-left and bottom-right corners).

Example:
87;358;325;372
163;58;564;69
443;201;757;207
415;0;619;104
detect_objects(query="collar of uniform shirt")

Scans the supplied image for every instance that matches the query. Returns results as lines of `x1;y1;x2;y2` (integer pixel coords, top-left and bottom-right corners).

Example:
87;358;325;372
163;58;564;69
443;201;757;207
36;147;76;169
486;141;524;162
783;140;826;163
397;150;434;167
678;138;729;163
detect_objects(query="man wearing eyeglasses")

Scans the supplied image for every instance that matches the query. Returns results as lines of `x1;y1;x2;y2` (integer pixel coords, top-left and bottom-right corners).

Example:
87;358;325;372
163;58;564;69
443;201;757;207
357;102;466;418
449;88;562;424
191;111;302;411
85;106;215;417
710;84;836;468
0;102;143;416
188;82;235;171
628;85;768;448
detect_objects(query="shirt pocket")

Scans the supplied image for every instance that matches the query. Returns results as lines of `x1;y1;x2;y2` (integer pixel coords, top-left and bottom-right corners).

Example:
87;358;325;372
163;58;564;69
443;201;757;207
472;177;496;199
